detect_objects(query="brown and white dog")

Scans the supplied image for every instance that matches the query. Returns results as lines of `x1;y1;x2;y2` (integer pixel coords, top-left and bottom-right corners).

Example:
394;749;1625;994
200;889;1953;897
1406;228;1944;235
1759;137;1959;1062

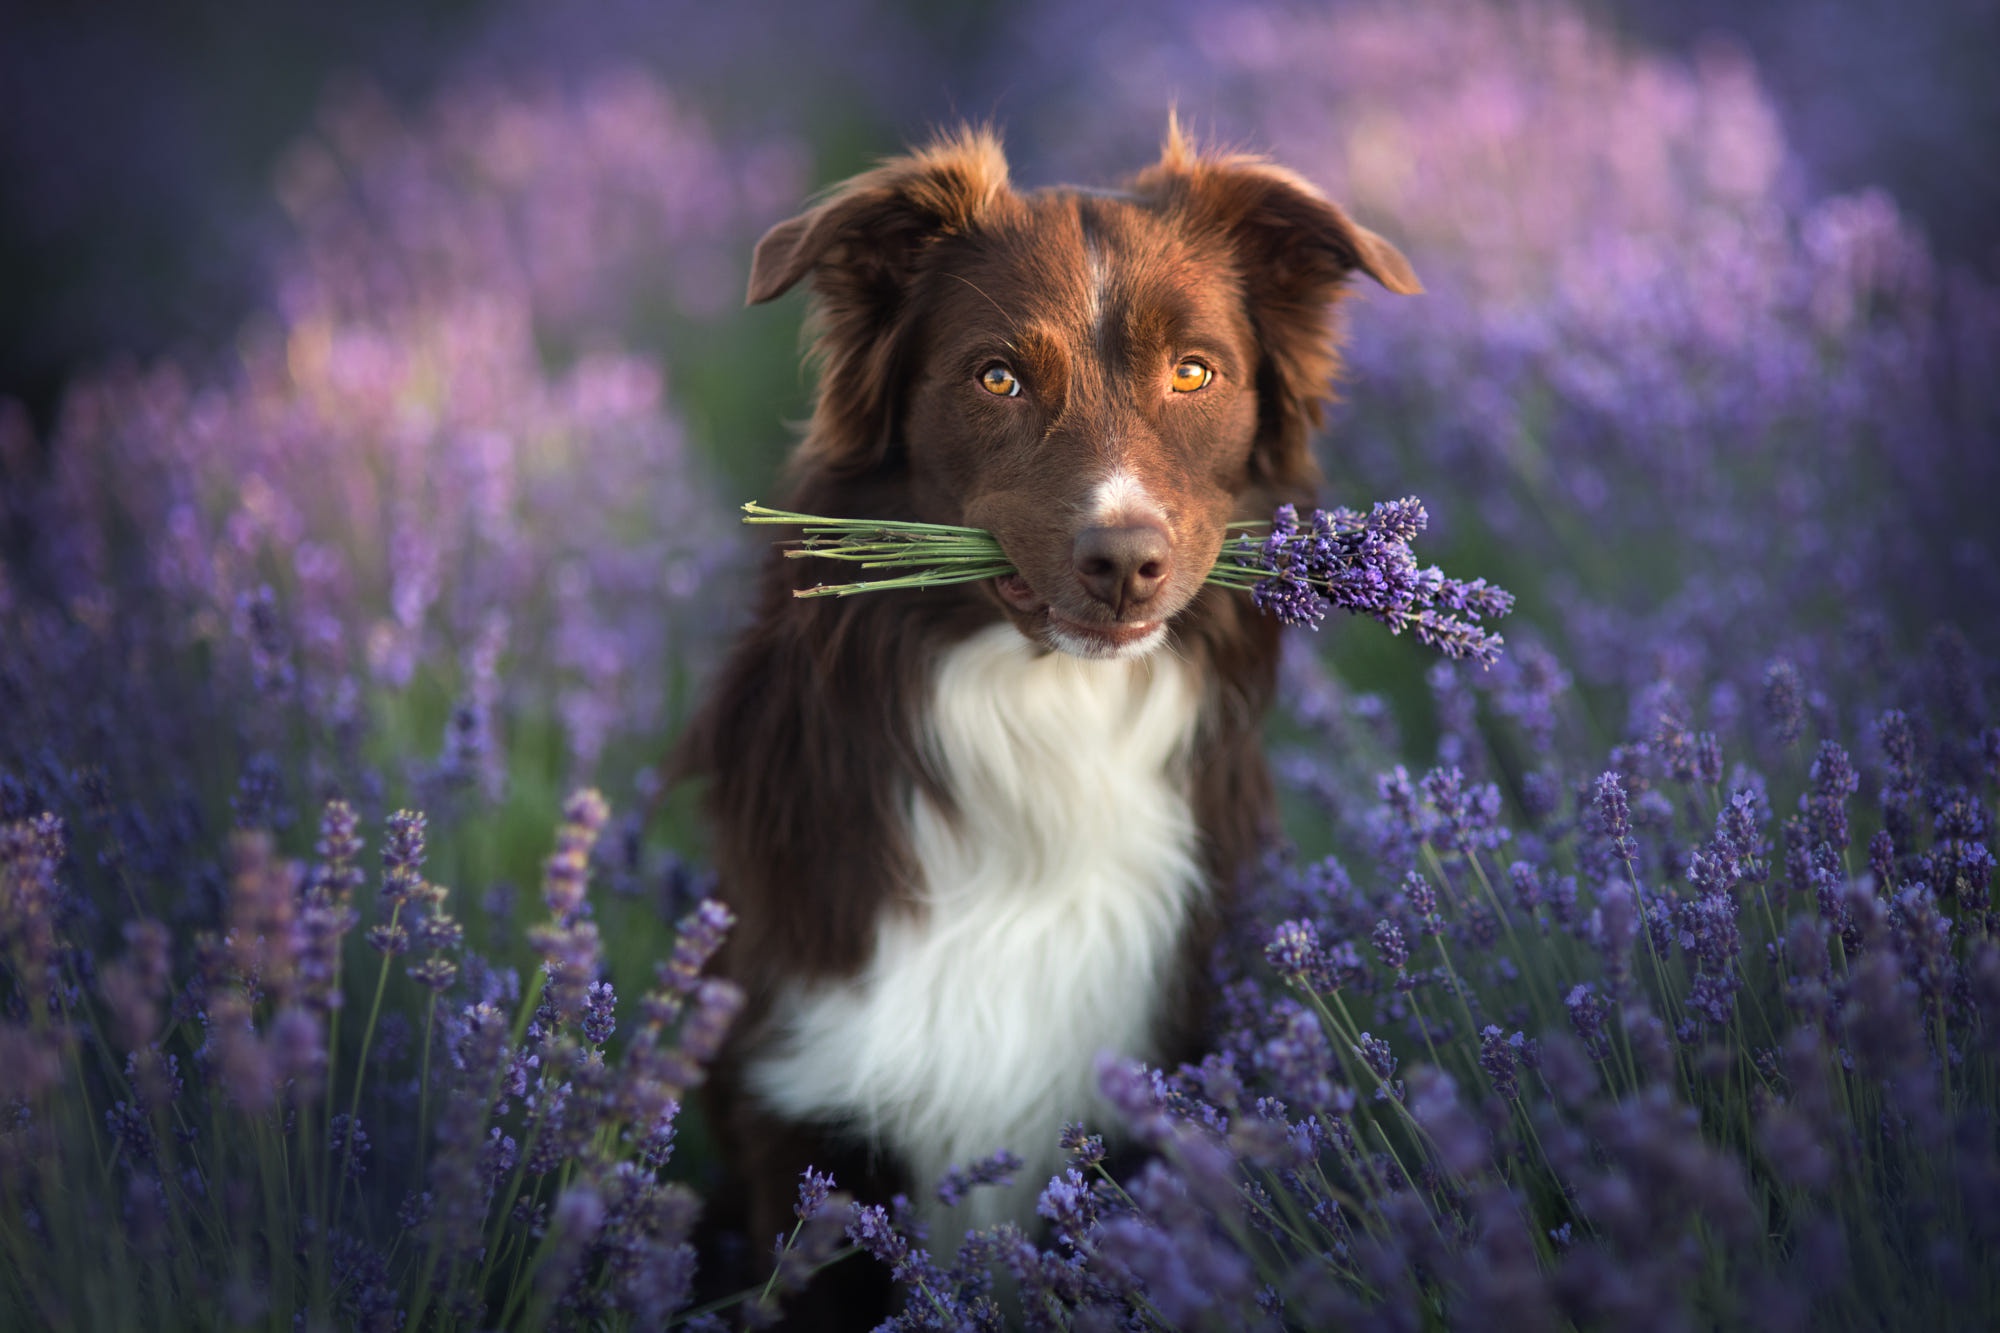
679;121;1416;1315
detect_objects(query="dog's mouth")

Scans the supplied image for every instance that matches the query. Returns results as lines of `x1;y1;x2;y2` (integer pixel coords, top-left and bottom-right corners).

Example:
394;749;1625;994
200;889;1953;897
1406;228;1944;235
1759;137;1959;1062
992;573;1168;659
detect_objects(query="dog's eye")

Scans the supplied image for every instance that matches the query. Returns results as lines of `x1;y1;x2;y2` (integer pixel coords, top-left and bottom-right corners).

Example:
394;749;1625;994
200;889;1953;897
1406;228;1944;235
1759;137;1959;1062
978;364;1021;398
1170;360;1213;393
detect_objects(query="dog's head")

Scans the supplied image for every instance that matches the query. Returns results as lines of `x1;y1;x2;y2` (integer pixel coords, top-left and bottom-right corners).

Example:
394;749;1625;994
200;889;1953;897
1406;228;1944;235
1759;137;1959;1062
750;123;1419;658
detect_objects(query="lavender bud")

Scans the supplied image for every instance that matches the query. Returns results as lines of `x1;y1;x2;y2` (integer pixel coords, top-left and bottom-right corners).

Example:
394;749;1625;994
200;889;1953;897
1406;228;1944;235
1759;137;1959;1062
541;789;609;922
1059;1122;1106;1168
1540;1032;1600;1108
1693;732;1725;787
796;1166;837;1222
1565;983;1613;1062
366;923;411;956
1355;1032;1399;1086
1266;918;1336;990
581;979;616;1046
1594;771;1636;863
1763;659;1805;746
658;899;734;997
329;1114;370;1178
1806;742;1859;852
270;1006;326;1094
1372;917;1410;971
1405;872;1443;936
1406;1067;1485;1176
676;979;742;1068
382;810;427;911
407;956;458;993
936;1150;1022;1208
1478;1025;1523;1100
313;799;364;900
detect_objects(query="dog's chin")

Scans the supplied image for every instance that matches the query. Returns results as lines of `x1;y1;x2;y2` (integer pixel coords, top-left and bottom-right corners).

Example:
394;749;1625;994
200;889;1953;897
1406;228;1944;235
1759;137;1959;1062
991;574;1174;661
1042;612;1169;661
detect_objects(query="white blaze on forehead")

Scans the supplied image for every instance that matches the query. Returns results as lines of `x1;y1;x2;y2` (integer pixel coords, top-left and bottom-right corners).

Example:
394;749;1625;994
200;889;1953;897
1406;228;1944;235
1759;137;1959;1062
1089;469;1164;526
1085;237;1112;343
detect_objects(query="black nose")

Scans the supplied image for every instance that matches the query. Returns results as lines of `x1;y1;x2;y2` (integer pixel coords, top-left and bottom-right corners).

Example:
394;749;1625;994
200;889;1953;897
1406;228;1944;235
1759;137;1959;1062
1073;523;1172;613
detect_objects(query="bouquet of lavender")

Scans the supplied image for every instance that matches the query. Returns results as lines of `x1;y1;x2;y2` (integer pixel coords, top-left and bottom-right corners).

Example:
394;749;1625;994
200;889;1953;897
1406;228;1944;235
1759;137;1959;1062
743;497;1514;665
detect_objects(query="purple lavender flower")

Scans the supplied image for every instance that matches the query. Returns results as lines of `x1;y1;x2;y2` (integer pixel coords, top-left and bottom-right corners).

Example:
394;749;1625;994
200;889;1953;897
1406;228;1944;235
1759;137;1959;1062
1566;984;1614;1062
655;898;734;1001
1594;771;1637;864
1692;732;1725;787
1925;786;1997;907
1407;1067;1487;1176
1805;741;1859;852
1266;918;1337;991
795;1166;837;1223
98;918;172;1052
328;1114;370;1179
313;799;365;897
1421;765;1510;856
542;789;609;923
1258;1001;1343;1112
365;920;411;957
1763;660;1807;747
1226;499;1513;663
935;1150;1023;1208
1478;1026;1523;1100
1355;1032;1400;1088
381;810;427;912
1059;1122;1106;1169
1888;884;1953;1009
1714;789;1772;886
1405;871;1443;937
1036;1168;1099;1239
1372;917;1411;972
581;979;617;1046
673;979;742;1072
1482;637;1570;751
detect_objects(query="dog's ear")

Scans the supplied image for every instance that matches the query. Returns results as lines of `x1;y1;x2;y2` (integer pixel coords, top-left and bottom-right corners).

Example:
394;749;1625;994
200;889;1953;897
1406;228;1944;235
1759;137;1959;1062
747;128;1010;305
1135;121;1420;493
749;128;1013;475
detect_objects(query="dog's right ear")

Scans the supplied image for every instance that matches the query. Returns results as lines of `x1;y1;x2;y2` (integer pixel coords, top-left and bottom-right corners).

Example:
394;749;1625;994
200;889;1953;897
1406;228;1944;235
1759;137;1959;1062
747;128;1011;304
749;127;1012;473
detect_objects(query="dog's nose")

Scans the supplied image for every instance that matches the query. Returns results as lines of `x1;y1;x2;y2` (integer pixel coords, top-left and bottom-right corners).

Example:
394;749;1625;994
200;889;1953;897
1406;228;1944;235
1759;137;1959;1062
1073;524;1172;613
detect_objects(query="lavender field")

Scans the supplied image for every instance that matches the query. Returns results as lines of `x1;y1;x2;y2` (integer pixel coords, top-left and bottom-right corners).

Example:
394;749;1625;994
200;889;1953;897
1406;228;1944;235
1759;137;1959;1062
3;1;1997;1328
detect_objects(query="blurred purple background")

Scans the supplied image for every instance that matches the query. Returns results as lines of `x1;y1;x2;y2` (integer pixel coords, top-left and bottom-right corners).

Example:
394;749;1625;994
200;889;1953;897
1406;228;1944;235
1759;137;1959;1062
3;0;1994;438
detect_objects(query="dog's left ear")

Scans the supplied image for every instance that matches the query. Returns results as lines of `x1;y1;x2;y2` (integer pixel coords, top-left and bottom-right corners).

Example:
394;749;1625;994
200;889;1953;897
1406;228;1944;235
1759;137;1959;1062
1136;123;1421;491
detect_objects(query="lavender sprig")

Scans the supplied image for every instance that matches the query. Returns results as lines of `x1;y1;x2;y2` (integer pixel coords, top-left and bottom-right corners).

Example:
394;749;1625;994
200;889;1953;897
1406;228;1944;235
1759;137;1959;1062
1206;501;1512;664
743;498;1513;664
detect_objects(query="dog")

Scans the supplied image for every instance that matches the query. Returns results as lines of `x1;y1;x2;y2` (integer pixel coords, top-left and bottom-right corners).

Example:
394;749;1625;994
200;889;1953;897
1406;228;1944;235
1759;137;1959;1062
678;120;1417;1320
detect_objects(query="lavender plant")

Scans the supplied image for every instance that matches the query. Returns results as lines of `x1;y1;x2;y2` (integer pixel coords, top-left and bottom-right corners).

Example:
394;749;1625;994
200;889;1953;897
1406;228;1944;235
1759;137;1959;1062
0;785;859;1330
0;66;786;918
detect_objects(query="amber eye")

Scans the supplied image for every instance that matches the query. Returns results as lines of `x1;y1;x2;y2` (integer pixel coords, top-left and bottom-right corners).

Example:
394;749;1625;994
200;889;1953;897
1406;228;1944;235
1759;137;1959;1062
1170;359;1212;393
979;364;1021;397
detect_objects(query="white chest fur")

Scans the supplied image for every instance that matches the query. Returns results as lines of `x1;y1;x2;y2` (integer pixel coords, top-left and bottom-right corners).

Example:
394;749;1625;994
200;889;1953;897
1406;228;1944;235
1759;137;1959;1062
745;624;1205;1233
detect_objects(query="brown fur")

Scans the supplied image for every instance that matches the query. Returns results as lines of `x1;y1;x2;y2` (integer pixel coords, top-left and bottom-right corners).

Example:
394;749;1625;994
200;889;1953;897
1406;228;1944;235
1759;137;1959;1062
675;121;1416;1325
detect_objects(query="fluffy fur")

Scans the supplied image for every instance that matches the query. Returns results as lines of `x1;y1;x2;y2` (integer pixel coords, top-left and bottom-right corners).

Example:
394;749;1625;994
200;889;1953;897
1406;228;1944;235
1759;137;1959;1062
748;623;1204;1233
677;120;1416;1325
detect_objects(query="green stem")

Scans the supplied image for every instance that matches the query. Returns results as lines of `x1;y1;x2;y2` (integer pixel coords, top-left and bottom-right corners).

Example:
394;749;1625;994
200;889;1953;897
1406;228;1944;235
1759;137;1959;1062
419;990;439;1177
336;905;403;1213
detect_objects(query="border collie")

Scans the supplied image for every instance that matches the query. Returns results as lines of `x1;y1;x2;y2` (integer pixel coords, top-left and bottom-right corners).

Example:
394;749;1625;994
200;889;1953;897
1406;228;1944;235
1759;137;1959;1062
680;120;1417;1318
